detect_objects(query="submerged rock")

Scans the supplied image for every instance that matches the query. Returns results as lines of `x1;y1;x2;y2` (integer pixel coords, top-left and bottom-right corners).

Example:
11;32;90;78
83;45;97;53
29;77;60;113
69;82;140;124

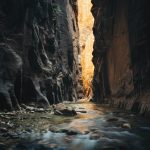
107;118;119;122
58;128;81;135
53;105;77;116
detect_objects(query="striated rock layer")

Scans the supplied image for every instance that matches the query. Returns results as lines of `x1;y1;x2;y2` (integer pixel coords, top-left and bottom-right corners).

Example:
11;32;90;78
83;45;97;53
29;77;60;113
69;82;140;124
91;0;150;115
0;0;82;110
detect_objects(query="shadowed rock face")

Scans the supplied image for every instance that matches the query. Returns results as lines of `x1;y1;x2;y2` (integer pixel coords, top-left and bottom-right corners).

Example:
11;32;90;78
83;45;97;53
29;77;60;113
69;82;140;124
91;0;150;115
0;0;82;110
0;45;22;110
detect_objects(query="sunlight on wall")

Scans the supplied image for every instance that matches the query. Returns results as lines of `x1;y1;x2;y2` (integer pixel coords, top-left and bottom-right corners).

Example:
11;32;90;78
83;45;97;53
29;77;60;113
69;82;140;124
78;0;94;97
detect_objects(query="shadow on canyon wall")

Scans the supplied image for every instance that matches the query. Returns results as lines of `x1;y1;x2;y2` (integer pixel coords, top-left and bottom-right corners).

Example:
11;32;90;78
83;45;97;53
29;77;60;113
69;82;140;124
91;0;150;115
0;0;83;110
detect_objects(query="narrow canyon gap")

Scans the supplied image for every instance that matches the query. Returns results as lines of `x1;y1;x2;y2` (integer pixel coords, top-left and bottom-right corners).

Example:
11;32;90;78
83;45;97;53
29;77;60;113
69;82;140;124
78;0;94;98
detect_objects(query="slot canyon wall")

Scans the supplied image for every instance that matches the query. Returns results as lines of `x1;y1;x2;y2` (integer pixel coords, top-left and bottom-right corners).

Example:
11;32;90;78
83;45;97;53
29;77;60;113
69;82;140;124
0;0;82;110
92;0;150;115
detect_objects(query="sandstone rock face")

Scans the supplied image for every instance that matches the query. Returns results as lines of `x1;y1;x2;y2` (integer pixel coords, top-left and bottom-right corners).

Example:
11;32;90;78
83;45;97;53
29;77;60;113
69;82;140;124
91;0;150;115
78;0;94;97
0;0;82;110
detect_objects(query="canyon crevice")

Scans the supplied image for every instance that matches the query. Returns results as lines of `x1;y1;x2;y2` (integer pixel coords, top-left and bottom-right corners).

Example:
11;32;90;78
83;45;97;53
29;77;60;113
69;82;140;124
78;0;94;97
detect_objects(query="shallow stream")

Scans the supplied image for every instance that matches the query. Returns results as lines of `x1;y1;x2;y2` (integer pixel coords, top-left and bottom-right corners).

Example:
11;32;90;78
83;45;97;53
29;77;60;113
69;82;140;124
0;101;150;150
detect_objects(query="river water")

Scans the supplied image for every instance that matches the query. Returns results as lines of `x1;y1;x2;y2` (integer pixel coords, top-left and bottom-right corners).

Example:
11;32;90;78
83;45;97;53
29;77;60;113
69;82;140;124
0;101;150;150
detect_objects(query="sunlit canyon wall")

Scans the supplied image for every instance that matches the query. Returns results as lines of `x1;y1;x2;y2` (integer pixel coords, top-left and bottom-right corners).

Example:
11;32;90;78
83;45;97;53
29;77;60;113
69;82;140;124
78;0;94;97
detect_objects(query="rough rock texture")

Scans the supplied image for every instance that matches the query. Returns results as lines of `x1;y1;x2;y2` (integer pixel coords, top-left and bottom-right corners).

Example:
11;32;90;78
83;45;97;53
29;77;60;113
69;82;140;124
0;0;82;110
78;0;94;98
91;0;150;115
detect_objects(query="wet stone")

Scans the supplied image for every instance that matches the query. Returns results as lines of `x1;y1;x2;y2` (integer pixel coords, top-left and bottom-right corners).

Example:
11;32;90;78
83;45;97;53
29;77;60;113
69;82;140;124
25;128;32;133
76;110;87;113
54;108;77;116
121;123;131;129
64;137;73;143
66;129;80;135
49;127;59;133
48;143;58;148
130;114;135;117
58;129;68;133
84;130;90;134
2;132;19;139
90;128;99;132
8;132;19;139
35;108;44;112
89;133;100;140
107;118;119;122
58;128;81;135
0;127;8;133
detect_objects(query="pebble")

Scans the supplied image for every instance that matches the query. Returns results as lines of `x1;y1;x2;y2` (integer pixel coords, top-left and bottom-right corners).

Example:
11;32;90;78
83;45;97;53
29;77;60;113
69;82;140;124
90;133;100;140
49;127;58;133
48;143;57;148
0;127;8;133
64;137;73;143
90;128;99;132
76;110;87;113
84;130;90;134
66;129;80;135
130;114;135;117
35;108;45;112
58;128;81;135
25;128;32;133
122;123;131;129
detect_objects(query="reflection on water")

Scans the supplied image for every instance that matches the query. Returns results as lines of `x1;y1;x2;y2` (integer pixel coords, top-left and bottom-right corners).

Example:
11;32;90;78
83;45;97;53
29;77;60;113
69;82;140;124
1;102;150;150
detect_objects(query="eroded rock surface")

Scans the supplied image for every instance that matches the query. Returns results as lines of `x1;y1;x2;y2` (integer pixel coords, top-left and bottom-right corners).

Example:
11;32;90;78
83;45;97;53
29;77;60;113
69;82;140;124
0;0;82;110
91;0;150;115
